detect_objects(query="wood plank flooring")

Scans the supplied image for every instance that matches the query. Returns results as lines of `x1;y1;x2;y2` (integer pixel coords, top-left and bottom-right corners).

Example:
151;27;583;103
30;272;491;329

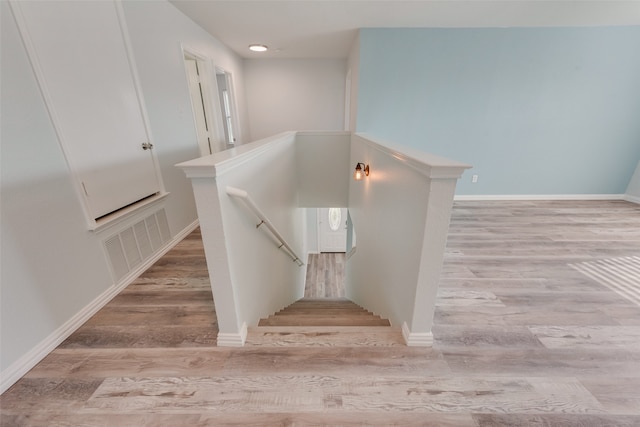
304;253;345;298
2;200;640;426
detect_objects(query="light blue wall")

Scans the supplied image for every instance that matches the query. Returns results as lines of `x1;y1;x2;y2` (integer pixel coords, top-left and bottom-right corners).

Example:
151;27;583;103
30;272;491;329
356;27;640;195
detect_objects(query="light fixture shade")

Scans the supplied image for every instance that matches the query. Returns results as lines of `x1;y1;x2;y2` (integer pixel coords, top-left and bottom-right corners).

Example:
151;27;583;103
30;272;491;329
354;165;363;181
354;163;369;180
249;44;268;52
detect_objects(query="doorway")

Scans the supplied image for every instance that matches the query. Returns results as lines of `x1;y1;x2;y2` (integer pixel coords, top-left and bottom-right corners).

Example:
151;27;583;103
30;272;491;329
318;207;347;253
215;68;237;147
303;208;348;298
184;53;215;156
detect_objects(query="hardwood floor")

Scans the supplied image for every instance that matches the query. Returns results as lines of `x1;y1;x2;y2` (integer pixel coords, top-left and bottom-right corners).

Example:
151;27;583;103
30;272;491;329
304;253;345;298
2;201;640;426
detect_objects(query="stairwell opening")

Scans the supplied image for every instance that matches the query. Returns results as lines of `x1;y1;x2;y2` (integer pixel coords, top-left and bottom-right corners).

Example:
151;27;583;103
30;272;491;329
304;207;357;299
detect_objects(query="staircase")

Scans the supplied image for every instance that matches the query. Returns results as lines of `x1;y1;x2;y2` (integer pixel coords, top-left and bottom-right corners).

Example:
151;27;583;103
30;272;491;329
245;298;405;347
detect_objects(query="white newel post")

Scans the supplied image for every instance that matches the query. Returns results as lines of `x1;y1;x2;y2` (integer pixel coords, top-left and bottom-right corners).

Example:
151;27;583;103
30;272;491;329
180;172;246;346
403;176;461;346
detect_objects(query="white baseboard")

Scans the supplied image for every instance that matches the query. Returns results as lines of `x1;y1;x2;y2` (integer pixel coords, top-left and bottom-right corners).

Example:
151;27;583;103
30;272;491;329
217;322;247;347
401;322;433;347
0;220;199;394
624;194;640;204
454;194;625;201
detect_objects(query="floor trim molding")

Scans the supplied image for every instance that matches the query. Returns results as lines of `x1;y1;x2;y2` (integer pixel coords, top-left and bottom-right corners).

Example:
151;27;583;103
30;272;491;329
402;322;433;347
0;220;199;394
454;194;625;201
217;322;248;347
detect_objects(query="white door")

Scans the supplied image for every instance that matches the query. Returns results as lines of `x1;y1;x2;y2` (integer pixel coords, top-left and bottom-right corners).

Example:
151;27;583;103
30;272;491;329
185;58;213;156
216;70;237;146
318;208;347;252
12;1;161;220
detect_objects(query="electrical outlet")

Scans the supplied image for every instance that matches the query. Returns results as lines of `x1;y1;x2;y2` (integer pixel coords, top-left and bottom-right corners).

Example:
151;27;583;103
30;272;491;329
472;174;478;183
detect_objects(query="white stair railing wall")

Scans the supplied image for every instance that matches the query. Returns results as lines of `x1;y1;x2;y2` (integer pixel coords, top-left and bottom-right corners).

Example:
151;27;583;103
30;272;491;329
178;131;470;346
178;132;305;346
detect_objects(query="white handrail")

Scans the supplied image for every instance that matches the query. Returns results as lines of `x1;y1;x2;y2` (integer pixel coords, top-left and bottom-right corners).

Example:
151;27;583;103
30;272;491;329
226;186;304;266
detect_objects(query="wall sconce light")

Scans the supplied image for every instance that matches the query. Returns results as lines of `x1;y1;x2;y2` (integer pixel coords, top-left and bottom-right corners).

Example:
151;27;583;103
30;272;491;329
354;162;370;181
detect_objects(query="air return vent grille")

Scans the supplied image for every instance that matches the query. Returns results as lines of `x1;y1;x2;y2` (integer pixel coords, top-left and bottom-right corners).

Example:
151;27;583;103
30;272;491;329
104;209;171;281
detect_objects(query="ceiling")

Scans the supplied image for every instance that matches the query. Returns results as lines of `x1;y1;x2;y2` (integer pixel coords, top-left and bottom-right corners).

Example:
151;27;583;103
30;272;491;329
169;1;640;59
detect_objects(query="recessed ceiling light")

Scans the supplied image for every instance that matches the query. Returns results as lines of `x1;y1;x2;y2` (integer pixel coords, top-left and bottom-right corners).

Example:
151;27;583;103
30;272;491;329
249;44;268;52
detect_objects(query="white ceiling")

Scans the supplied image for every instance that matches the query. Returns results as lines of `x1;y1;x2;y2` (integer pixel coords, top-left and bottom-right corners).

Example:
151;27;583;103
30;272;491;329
169;1;640;59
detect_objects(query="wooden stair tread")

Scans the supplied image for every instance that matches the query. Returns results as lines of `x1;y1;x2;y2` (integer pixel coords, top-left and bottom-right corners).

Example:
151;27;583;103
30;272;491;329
254;298;395;342
258;317;391;327
271;310;382;316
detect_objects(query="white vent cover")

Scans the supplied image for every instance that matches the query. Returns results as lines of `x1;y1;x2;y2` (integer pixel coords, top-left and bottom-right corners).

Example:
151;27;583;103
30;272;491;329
104;208;171;281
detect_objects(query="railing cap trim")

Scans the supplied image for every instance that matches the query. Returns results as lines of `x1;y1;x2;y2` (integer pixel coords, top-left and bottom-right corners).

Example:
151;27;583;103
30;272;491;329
176;131;296;179
354;133;472;179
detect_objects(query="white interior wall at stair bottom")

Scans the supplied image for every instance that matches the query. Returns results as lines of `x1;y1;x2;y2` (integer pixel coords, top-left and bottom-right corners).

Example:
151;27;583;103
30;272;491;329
244;59;347;141
295;132;351;208
295;131;351;258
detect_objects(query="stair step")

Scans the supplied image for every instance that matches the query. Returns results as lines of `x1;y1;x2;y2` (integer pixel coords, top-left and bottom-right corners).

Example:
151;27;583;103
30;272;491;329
257;297;392;328
282;303;363;309
258;316;391;327
245;326;405;347
275;309;378;316
280;301;365;306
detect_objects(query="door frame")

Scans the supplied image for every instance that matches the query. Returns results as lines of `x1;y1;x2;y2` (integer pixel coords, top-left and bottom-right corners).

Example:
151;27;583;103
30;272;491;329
181;46;226;154
215;66;240;148
317;207;348;253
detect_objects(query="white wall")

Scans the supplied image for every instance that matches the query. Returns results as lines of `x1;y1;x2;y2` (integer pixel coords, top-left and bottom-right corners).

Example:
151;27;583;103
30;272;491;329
244;59;347;141
305;208;319;255
345;134;469;341
295;132;351;207
295;131;351;259
626;160;640;202
1;2;114;376
346;32;361;132
1;0;250;391
179;133;306;342
121;0;251;235
220;136;306;328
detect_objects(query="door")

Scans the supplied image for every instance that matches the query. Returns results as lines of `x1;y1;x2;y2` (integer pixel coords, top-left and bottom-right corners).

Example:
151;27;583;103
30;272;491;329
185;57;213;156
216;69;237;146
318;208;347;252
12;0;161;221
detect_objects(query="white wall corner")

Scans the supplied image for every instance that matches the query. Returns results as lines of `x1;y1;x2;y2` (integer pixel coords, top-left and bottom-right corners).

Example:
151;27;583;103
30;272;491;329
216;322;247;347
624;194;640;205
401;322;433;347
